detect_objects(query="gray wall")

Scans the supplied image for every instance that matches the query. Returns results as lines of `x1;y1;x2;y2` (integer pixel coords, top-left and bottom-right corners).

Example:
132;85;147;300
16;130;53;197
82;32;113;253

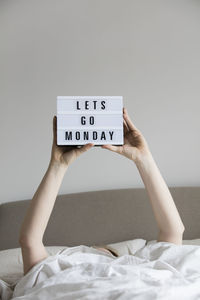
1;0;200;203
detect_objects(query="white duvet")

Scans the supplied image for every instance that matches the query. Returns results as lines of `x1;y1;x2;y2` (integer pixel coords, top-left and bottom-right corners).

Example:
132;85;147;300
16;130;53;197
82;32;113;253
1;241;200;300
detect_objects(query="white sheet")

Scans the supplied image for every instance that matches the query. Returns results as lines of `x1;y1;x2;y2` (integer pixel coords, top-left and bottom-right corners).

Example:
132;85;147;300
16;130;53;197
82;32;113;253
1;242;200;300
0;239;147;286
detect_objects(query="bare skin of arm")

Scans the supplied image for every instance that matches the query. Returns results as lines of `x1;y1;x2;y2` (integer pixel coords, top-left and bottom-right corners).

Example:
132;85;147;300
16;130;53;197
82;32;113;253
19;117;94;275
19;107;185;276
102;107;185;244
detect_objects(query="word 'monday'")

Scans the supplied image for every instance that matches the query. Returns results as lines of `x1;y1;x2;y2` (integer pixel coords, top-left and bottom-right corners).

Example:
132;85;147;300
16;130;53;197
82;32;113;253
65;131;114;141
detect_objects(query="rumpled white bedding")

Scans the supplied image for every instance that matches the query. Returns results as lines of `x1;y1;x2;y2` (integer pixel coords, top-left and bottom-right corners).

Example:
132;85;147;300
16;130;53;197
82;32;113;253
1;241;200;300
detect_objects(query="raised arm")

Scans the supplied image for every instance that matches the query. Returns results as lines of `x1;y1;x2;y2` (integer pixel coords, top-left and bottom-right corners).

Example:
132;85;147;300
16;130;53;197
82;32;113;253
101;107;185;245
19;116;94;275
135;152;185;244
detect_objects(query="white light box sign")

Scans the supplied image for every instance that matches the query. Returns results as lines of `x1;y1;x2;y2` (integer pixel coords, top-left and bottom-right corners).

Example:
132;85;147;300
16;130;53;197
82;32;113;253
57;96;124;146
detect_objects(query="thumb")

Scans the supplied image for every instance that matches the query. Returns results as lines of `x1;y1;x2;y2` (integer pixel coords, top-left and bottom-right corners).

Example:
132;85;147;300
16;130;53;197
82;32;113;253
101;144;122;154
75;143;94;156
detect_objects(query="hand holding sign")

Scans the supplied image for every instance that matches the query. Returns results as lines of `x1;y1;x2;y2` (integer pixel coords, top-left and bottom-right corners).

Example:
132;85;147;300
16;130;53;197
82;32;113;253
101;107;150;163
50;116;94;167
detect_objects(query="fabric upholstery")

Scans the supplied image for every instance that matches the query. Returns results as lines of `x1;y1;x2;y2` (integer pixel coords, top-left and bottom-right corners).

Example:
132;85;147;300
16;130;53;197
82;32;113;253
0;187;199;251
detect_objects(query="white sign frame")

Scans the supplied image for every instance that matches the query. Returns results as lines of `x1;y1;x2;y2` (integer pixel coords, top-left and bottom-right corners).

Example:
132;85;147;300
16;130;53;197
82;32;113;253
57;96;124;146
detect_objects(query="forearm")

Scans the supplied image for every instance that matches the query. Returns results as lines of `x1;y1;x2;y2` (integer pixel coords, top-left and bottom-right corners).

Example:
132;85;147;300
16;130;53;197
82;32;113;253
135;152;185;236
19;161;68;244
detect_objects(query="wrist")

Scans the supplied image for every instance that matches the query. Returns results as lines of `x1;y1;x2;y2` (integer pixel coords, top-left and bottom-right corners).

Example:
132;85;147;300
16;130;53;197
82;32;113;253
49;159;69;173
134;150;154;167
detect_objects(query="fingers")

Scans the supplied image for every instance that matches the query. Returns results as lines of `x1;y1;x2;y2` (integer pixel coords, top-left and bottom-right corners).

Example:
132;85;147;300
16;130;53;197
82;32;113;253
53;115;57;144
75;143;94;156
123;119;129;134
123;107;138;131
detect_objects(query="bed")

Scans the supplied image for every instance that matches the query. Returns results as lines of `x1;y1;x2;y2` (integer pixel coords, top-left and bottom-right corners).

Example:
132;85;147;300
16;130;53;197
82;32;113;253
0;186;200;299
